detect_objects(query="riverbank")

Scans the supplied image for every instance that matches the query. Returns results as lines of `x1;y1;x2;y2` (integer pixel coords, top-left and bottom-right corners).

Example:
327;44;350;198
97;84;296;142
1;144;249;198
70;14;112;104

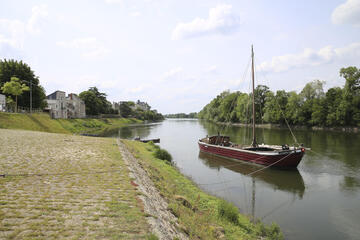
0;112;142;135
0;129;150;239
123;140;283;239
209;120;359;133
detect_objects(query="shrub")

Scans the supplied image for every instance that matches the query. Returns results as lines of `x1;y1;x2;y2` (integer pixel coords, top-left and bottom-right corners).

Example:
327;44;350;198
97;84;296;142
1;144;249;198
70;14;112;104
218;200;239;225
267;223;283;240
147;141;160;150
153;148;172;163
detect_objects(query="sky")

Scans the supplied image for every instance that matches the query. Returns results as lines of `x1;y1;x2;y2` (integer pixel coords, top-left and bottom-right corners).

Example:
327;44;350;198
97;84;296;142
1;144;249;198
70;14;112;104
0;0;359;114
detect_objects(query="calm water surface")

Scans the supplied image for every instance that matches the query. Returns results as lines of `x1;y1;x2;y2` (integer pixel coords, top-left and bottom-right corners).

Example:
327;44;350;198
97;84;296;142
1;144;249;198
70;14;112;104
111;119;360;240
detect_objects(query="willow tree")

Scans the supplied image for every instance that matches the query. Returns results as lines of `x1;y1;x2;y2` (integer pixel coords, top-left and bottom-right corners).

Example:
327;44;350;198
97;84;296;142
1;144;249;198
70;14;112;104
1;77;29;112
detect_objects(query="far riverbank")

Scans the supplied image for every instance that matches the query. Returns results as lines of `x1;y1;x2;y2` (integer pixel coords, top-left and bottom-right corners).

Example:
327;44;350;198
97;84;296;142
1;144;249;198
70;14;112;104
208;120;359;133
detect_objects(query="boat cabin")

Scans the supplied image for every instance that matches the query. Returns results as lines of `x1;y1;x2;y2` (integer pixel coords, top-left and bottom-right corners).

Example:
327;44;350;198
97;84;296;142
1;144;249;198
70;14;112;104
202;135;231;146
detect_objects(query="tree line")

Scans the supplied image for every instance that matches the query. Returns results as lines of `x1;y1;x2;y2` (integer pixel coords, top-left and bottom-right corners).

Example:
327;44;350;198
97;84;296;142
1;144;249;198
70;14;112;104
198;66;360;127
0;59;164;120
164;112;198;118
116;101;164;121
0;59;47;110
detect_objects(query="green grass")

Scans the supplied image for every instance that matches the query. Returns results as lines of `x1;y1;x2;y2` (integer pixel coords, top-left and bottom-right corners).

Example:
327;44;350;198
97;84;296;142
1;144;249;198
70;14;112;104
123;140;284;240
0;112;142;135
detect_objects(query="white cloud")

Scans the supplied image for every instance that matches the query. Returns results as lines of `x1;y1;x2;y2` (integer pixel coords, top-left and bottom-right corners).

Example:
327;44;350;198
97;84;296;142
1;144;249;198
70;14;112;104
27;4;49;34
0;4;48;51
204;65;217;74
56;38;109;58
162;67;183;80
332;0;360;26
172;4;241;40
104;0;124;4
257;42;360;73
124;83;151;94
130;11;141;17
0;19;25;48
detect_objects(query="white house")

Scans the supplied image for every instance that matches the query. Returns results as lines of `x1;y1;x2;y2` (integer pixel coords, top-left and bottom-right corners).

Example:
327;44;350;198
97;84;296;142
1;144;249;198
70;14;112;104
46;91;86;119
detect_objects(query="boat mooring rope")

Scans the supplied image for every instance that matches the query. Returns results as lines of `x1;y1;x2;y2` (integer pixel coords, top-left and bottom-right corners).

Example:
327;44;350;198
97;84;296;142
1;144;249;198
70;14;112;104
197;152;294;187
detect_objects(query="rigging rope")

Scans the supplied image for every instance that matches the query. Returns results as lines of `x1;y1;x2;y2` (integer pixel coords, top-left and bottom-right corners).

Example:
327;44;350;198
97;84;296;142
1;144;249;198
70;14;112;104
215;54;252;143
254;56;300;146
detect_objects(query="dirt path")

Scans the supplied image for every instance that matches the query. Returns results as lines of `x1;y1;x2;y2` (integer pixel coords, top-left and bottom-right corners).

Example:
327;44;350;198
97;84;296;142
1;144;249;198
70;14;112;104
117;139;188;240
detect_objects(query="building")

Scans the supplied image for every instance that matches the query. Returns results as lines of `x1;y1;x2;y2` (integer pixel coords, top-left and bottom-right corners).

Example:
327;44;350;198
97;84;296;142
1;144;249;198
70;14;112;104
0;94;6;112
46;91;86;119
135;100;150;111
67;93;86;118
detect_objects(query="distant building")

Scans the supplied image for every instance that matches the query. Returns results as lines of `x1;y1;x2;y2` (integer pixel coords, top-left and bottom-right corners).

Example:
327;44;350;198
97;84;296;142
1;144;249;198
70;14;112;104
135;100;150;111
45;91;86;119
67;93;86;118
112;101;120;111
46;91;67;118
0;94;5;112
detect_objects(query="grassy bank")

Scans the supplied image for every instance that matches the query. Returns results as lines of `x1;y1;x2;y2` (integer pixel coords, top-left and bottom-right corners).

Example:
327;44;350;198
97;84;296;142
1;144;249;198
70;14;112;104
123;140;283;240
0;112;142;135
0;129;151;239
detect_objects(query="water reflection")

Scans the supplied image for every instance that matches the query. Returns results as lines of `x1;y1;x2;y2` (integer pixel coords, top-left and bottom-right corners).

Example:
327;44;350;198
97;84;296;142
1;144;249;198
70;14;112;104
198;152;305;198
110;123;160;139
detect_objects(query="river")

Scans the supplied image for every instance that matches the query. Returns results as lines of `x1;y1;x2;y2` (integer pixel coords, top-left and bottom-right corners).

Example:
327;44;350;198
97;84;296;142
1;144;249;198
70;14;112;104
110;119;360;240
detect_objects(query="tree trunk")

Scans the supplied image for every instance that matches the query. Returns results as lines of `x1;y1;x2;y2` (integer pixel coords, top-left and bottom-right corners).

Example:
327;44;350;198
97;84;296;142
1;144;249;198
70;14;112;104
15;95;17;113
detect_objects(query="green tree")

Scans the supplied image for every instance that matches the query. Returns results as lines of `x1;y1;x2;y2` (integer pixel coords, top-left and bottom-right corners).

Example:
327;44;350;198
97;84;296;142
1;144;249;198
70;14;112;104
234;93;250;123
119;101;134;118
299;80;325;125
284;91;303;125
1;77;29;112
79;87;113;115
340;66;360;126
263;90;288;124
325;87;343;126
254;85;270;122
0;59;46;109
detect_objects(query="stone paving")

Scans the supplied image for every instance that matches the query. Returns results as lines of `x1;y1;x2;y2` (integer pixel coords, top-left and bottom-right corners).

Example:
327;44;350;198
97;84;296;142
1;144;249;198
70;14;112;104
0;129;149;239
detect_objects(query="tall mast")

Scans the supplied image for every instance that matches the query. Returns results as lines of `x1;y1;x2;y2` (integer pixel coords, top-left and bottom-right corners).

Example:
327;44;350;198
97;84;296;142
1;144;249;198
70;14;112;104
251;45;257;147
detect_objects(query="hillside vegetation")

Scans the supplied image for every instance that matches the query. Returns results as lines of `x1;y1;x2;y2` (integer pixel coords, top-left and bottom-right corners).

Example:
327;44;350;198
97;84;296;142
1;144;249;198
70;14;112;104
0;112;141;135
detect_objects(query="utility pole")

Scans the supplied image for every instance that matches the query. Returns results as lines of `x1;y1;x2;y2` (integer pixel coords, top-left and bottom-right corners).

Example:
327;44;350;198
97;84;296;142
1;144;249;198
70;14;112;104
22;79;34;113
30;78;32;113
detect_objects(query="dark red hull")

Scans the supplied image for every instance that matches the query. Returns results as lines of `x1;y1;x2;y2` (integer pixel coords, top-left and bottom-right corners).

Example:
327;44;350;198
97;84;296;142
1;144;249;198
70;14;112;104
198;141;304;168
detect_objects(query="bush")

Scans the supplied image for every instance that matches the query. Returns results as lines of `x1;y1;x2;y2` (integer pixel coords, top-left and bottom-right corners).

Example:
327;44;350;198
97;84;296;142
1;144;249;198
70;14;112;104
147;141;160;150
153;148;172;163
218;200;239;225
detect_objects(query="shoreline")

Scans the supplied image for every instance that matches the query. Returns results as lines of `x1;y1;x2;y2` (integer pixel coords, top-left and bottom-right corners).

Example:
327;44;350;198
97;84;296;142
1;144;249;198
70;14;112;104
122;139;283;239
207;120;359;133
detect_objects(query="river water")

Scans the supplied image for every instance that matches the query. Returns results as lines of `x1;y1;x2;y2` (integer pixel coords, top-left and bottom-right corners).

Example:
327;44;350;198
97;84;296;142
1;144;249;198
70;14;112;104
110;119;360;240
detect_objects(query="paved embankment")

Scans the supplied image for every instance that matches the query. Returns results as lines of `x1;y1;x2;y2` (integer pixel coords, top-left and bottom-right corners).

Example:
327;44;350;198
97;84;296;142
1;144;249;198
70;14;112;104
0;129;149;239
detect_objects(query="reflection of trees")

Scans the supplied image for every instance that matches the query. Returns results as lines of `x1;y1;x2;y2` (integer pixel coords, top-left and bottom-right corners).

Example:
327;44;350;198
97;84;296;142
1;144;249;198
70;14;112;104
116;124;156;139
198;152;305;198
339;176;360;193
